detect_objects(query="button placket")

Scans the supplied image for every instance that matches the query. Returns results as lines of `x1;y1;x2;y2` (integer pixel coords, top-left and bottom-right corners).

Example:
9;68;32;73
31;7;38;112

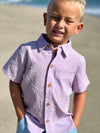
45;47;61;132
45;62;54;129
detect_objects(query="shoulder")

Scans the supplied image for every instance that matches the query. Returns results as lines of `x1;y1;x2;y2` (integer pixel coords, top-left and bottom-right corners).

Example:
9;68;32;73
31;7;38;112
71;48;85;64
71;49;87;74
17;40;39;56
69;48;86;71
21;40;37;49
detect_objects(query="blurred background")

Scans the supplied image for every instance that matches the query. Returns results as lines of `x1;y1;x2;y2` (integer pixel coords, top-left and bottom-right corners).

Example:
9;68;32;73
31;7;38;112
0;0;100;16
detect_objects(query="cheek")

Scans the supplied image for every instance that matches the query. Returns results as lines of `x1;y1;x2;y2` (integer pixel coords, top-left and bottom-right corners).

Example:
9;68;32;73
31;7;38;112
46;21;54;32
66;26;76;34
48;20;56;28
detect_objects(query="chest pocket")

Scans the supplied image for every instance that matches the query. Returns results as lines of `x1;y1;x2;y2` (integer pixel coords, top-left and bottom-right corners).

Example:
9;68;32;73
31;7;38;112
55;70;75;87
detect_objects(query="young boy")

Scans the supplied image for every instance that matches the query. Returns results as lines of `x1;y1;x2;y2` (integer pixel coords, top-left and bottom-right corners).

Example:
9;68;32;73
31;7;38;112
2;0;90;133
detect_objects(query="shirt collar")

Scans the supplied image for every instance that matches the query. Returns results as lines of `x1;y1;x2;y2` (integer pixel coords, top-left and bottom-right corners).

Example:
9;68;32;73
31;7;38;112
36;34;52;52
60;40;72;57
37;34;72;57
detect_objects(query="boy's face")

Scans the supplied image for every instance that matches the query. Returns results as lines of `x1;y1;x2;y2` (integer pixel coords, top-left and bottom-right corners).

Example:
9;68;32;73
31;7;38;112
43;0;83;46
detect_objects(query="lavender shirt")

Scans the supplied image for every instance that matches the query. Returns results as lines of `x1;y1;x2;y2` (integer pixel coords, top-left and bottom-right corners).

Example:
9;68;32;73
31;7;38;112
3;34;90;133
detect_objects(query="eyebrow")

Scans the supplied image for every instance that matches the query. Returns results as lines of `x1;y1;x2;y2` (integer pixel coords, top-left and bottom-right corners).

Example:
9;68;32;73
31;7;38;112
49;11;59;16
49;11;76;21
66;17;73;20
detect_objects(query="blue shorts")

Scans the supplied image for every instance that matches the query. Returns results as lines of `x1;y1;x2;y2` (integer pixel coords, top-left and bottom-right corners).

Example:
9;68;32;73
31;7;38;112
17;118;77;133
16;117;30;133
69;127;77;133
42;127;77;133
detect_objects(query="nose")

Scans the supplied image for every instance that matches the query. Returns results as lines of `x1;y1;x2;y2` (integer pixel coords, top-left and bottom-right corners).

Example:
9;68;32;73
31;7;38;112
56;20;64;28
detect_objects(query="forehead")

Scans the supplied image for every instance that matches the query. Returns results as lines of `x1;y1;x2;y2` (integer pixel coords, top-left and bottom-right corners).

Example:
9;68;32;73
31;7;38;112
48;0;81;19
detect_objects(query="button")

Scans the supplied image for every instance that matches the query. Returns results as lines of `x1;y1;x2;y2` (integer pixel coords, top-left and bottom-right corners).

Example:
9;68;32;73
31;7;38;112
48;84;51;87
46;103;50;106
46;120;49;123
47;45;51;48
50;64;53;68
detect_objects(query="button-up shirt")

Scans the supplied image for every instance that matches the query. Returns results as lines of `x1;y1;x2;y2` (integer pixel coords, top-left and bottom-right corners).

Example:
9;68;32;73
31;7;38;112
3;34;90;133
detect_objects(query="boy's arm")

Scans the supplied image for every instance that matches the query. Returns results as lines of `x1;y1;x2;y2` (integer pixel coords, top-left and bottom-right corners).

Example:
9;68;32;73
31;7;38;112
9;80;25;122
72;91;86;129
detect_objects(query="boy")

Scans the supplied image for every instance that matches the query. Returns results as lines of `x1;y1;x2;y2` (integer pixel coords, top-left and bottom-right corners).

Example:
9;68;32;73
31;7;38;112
2;0;90;133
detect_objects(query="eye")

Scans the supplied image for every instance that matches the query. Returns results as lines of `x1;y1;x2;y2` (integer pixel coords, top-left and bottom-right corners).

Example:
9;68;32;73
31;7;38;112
50;16;59;21
66;20;74;24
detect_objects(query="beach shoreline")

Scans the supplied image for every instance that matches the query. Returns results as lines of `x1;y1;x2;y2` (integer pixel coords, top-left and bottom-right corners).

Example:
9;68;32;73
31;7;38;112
0;4;100;133
0;2;100;17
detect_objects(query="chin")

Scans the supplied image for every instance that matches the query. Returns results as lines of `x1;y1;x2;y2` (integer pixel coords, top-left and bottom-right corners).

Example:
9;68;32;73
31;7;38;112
52;39;65;45
50;38;63;44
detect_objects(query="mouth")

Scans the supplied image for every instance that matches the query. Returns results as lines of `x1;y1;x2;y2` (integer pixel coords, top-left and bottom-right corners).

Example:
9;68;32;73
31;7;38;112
53;30;64;36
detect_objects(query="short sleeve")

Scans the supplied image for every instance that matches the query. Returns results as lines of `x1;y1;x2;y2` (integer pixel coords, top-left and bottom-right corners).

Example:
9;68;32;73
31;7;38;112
2;45;27;83
72;56;90;93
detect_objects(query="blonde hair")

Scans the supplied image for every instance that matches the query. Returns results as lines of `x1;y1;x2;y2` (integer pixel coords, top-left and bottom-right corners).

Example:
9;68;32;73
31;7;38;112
47;0;86;20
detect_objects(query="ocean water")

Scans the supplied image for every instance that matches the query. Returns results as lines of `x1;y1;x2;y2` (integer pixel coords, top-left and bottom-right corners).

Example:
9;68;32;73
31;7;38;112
0;0;100;17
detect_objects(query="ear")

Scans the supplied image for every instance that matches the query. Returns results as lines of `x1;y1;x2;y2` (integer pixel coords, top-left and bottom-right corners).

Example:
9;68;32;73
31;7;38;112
74;23;84;35
43;13;47;26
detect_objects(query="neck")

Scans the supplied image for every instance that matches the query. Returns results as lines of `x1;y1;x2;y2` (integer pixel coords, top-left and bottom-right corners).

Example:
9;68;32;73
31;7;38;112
43;34;69;49
53;47;58;51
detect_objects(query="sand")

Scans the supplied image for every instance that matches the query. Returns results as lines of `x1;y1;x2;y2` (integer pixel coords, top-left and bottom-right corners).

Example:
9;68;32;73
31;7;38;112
0;4;100;133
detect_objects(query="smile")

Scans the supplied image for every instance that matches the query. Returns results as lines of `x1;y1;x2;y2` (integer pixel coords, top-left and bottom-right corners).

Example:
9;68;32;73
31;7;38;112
53;30;64;35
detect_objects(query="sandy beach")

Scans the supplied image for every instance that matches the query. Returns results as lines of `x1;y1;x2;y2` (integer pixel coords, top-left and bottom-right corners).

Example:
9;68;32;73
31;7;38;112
0;4;100;133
